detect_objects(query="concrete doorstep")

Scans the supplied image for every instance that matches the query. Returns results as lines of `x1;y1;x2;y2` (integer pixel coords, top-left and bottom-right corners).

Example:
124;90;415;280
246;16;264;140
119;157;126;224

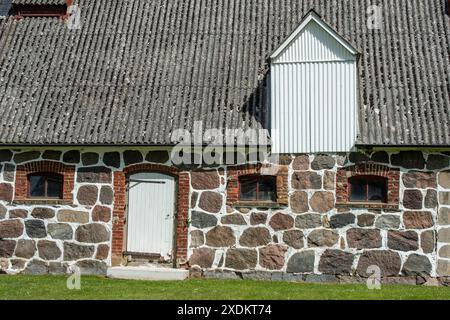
107;266;189;281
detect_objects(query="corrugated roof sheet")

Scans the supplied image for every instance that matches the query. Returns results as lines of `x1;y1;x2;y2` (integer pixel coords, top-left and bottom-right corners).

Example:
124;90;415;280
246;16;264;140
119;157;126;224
12;0;66;5
0;0;448;146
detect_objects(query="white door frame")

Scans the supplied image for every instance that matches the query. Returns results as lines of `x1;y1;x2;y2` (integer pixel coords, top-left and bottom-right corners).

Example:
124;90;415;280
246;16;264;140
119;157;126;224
124;171;178;263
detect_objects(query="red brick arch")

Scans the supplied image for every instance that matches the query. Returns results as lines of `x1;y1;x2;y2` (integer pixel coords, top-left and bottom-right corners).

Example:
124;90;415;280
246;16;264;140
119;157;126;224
112;164;189;267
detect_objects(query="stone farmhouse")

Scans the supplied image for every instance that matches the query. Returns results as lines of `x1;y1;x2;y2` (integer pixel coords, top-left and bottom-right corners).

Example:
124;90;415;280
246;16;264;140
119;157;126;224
0;0;449;285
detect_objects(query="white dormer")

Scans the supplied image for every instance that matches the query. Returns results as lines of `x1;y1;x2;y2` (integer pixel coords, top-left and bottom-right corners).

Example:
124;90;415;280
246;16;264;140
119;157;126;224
270;11;359;153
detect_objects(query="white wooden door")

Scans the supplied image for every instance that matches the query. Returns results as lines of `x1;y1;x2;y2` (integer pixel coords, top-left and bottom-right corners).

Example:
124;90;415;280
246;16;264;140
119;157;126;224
127;172;175;258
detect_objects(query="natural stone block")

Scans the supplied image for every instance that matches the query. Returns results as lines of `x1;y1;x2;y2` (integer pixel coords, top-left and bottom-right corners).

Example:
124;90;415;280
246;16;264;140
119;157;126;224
439;207;450;225
31;207;55;219
239;227;271;247
388;231;419;251
77;185;98;206
99;186;114;205
347;228;382;249
0;150;13;162
402;254;431;276
311;155;335;170
145;150;170;164
402;171;437;189
92;205;111;223
403;190;423;209
198;191;222;213
48;223;73;240
191;211;218;229
221;214;246;225
0;183;13;202
103;152;121;168
0;204;6;219
421;230;435;254
323;171;335;190
438;171;450;189
286;251;315;273
424;189;438;209
330;213;355;229
38;241;61;260
439;192;450;205
318;249;354;275
391;151;425;169
77;166;112;183
296;213;322;229
291;172;322;190
356;250;401;277
123;150;143;166
64;242;95;261
11;259;26;270
307;229;339;247
438;228;450;243
0;219;23;238
371;151;390;164
225;248;257;270
63;150;80;164
292;155;309;170
81;152;99;166
250;212;267;225
13;151;40;164
0;240;16;258
205;226;235;247
375;215;401;229
25;220;46;238
96;244;110;260
190;230;204;248
15;240;36;259
76;260;107;275
259;245;288;270
310;192;334;213
57;210;89;223
190;248;216;268
49;262;68;275
269;213;294;231
3;163;15;182
9;209;28;219
439;245;450;258
403;211;433;229
427;154;449;170
357;214;375;227
22;259;49;275
437;260;450;276
42;150;61;160
290;191;309;213
283;230;304;249
349;152;370;164
75;224;110;243
191;171;220;190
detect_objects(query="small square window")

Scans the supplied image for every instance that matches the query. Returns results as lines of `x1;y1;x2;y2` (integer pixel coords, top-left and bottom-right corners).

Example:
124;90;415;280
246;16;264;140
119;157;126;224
349;175;387;203
239;175;277;202
28;173;63;199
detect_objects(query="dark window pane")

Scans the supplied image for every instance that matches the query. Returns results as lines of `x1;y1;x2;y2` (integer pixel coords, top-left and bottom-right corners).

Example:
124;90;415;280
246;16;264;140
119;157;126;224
47;175;63;198
368;180;386;202
29;175;46;197
259;177;277;202
350;178;366;202
240;178;257;201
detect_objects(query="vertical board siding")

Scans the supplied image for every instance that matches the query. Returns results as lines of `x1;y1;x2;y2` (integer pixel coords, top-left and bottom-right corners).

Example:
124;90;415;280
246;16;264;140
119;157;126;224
127;172;175;258
271;20;357;153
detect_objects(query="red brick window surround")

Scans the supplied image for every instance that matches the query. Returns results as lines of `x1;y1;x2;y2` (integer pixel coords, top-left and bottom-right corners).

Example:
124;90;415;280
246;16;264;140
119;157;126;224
15;161;75;204
112;164;189;267
336;163;400;210
227;164;288;207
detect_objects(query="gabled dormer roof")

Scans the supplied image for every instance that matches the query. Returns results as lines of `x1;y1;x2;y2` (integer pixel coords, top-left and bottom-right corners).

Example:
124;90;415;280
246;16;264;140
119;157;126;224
271;10;358;62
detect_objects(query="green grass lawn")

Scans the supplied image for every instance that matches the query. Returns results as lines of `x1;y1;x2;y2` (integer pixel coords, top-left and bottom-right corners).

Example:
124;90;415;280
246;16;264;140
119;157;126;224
0;276;449;300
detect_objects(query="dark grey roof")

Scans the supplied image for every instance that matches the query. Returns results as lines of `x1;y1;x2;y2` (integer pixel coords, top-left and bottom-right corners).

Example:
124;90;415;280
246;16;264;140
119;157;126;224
12;0;66;5
0;0;448;146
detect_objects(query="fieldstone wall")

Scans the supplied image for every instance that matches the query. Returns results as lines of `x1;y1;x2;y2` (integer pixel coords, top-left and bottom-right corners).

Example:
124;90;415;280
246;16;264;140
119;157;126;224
0;149;115;275
1;147;449;285
188;151;450;284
